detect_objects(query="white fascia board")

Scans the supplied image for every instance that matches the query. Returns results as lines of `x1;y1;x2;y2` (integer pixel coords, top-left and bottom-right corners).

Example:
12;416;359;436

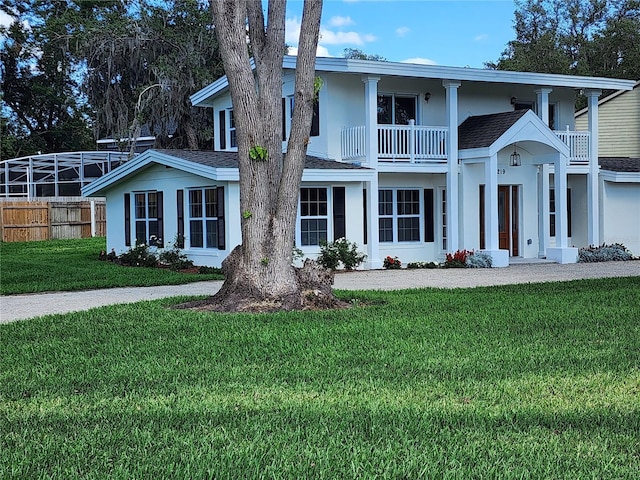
600;170;640;183
297;55;636;91
190;75;231;107
376;163;449;174
302;169;375;182
459;148;490;160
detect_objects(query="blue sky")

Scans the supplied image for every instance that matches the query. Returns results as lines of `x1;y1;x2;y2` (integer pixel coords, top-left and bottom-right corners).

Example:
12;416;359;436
286;0;518;68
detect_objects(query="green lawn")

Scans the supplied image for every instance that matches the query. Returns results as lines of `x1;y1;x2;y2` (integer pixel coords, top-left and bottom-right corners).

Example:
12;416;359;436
1;277;639;478
0;237;223;295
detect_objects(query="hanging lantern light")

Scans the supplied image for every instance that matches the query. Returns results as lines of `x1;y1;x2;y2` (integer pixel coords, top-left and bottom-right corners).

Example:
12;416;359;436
510;143;521;167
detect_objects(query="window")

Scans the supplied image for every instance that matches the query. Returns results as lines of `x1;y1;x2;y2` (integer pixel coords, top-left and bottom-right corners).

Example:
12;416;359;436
283;96;320;139
218;109;237;150
441;188;447;250
378;189;421;242
189;188;219;248
300;187;328;246
377;94;417;125
549;188;572;237
133;191;163;246
514;101;556;129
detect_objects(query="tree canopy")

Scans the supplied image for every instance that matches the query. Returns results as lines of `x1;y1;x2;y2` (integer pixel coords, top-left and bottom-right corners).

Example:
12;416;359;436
488;0;640;80
1;0;223;157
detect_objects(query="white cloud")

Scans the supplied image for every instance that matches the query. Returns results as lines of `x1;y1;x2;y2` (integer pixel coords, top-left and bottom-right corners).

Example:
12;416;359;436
285;17;302;45
401;57;438;66
287;45;332;57
474;34;489;41
320;28;376;46
329;16;354;27
396;26;410;37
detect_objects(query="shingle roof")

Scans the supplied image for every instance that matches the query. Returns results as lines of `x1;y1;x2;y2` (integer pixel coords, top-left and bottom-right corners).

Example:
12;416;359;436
151;149;369;170
458;110;529;150
599;157;640;172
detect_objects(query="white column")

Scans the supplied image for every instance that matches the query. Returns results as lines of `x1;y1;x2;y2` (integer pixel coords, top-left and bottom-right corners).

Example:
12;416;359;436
362;76;380;169
483;153;508;267
366;178;383;269
443;79;461;252
547;153;578;263
362;76;382;269
534;87;553;127
584;88;601;246
90;200;96;237
537;164;550;257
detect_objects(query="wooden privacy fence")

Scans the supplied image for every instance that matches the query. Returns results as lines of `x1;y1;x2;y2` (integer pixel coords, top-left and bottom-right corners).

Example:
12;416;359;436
0;197;106;242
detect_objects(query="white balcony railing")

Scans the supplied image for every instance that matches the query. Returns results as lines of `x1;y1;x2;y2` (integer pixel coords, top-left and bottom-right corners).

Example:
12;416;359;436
554;130;590;165
341;122;448;163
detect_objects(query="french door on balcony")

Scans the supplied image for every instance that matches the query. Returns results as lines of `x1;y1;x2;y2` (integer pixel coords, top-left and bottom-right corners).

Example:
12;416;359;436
480;185;519;256
377;94;417;158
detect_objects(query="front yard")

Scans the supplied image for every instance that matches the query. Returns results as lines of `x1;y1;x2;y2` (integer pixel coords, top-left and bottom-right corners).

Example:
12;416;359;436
1;276;639;478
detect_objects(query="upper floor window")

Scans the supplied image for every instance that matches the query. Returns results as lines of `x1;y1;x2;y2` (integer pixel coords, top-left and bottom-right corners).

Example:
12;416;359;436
514;101;557;129
218;109;237;150
283;96;320;140
377;94;417;125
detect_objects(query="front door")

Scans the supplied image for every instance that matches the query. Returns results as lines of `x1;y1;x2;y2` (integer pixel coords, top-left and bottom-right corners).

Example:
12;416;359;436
497;185;519;256
479;185;520;255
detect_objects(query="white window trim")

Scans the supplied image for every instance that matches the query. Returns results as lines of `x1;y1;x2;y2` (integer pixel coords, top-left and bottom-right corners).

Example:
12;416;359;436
378;188;422;244
297;186;332;248
133;191;160;246
377;93;420;125
187;187;219;249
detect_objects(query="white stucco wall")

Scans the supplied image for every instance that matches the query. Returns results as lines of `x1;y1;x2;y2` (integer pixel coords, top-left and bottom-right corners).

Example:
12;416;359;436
600;181;640;255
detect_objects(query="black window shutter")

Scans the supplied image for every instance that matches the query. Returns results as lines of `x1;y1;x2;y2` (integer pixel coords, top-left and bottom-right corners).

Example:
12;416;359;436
310;99;320;137
282;98;287;141
176;190;184;248
124;193;131;246
424;189;434;243
219;110;226;150
156;191;164;247
362;188;368;245
333;187;346;240
217;186;226;250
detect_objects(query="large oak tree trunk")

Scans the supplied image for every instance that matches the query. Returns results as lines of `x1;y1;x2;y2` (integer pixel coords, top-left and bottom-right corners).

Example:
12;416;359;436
203;0;341;312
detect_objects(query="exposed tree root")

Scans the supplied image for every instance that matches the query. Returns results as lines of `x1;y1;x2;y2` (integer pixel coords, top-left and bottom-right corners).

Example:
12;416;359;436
172;248;350;313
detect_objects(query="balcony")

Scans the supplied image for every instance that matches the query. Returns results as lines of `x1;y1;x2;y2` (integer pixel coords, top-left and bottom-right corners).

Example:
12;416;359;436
553;130;590;165
342;123;448;164
341;124;590;166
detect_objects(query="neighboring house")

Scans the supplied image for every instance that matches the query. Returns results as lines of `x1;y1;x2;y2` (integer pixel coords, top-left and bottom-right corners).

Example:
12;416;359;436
83;56;637;268
575;80;640;255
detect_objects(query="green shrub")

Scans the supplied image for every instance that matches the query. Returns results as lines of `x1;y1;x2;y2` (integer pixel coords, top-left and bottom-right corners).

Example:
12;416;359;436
317;238;367;270
406;261;439;269
159;239;194;271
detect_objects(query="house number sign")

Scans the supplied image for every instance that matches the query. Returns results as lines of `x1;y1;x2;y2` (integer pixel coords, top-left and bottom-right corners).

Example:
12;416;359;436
497;168;506;175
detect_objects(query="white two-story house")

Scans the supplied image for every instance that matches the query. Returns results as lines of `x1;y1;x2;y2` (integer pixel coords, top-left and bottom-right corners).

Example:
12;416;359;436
83;56;637;268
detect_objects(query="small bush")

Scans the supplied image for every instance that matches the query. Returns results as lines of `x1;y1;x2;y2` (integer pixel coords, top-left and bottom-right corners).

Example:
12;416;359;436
317;238;367;270
383;256;402;269
118;243;158;268
578;243;634;263
406;261;439;269
198;266;224;275
466;251;493;268
159;239;194;271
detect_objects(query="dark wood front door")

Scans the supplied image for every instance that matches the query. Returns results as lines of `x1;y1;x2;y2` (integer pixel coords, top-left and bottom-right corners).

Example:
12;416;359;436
498;186;510;251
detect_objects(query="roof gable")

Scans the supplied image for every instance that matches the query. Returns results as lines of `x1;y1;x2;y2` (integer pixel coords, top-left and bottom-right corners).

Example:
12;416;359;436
82;149;371;197
458;109;569;158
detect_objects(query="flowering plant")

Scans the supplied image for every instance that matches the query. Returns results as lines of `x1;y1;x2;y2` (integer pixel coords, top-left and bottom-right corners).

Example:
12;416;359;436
383;255;402;269
444;249;470;268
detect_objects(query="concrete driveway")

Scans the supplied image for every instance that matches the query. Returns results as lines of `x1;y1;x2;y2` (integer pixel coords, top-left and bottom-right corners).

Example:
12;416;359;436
1;261;638;324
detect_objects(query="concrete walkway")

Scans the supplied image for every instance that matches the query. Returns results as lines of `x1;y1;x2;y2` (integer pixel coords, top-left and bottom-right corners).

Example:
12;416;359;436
1;261;638;324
